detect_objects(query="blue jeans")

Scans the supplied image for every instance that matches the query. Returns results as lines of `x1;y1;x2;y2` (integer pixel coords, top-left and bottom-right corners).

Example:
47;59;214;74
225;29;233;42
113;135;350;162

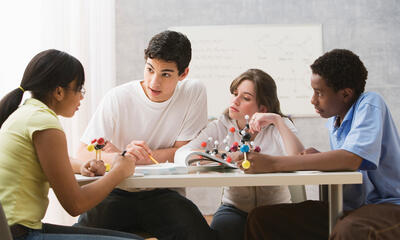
210;204;248;240
14;223;143;240
76;188;217;240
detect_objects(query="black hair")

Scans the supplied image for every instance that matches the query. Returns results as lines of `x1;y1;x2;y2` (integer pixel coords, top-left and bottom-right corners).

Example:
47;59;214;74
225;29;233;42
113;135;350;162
144;30;191;75
0;49;85;128
310;49;367;98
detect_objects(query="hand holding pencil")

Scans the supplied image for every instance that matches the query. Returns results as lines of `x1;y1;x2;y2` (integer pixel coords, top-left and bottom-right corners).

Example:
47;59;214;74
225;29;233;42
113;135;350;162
125;140;159;165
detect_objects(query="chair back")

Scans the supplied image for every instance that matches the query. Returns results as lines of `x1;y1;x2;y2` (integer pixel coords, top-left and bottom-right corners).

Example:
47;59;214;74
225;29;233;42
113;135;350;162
0;202;13;240
288;185;307;203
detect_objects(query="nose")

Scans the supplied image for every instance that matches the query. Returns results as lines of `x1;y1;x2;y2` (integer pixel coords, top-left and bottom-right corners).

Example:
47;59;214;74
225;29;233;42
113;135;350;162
310;93;317;106
149;74;161;89
232;95;240;106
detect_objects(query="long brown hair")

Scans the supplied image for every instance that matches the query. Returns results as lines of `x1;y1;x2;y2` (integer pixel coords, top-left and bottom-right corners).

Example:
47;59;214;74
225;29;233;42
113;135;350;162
224;68;287;118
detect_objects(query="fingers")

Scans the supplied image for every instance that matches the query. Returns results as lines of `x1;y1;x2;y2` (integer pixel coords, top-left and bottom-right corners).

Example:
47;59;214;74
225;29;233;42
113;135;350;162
249;113;264;133
103;141;120;153
81;167;94;177
126;143;151;164
87;160;106;176
129;140;152;155
80;160;95;177
249;112;278;133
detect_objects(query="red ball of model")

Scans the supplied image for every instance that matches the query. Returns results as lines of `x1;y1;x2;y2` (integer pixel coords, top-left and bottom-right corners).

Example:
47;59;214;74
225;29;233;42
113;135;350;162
97;137;105;145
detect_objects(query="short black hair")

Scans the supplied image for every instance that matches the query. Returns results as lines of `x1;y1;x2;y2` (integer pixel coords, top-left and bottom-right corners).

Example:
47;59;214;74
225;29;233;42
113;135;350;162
144;30;191;75
310;49;368;98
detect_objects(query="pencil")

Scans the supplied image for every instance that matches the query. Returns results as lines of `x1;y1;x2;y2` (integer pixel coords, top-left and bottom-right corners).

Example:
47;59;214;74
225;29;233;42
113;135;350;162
149;154;159;164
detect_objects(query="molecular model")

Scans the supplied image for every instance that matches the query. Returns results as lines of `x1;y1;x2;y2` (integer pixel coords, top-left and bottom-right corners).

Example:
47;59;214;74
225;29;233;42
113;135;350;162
87;137;110;172
200;115;261;169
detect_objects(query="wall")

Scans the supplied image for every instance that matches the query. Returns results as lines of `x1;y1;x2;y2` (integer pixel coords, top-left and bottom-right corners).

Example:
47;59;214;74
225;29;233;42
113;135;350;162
116;0;400;214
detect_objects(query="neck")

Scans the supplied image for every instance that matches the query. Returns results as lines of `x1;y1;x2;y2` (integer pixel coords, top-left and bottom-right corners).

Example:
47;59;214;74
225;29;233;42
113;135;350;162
236;120;246;130
39;98;58;115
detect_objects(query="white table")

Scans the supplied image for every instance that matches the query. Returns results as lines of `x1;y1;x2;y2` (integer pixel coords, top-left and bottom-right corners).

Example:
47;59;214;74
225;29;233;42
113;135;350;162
76;169;362;233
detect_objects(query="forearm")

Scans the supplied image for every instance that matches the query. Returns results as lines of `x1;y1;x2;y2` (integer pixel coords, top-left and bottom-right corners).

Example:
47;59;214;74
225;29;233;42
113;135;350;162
274;118;304;155
62;170;127;216
273;149;362;172
151;148;178;163
70;158;83;174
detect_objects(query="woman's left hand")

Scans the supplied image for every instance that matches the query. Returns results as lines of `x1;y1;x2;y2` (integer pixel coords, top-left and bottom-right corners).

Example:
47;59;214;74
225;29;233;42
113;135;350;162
249;112;279;133
80;159;106;177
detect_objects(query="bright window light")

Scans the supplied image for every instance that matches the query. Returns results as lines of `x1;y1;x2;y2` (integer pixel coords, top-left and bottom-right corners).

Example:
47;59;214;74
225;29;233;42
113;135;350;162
0;0;43;99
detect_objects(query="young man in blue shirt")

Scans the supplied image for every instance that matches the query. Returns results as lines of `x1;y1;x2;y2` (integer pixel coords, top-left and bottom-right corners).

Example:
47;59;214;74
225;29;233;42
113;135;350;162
242;49;400;239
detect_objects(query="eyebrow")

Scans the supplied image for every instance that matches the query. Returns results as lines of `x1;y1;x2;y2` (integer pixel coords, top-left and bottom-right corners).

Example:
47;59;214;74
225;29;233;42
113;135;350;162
244;92;255;96
234;90;254;96
146;62;175;72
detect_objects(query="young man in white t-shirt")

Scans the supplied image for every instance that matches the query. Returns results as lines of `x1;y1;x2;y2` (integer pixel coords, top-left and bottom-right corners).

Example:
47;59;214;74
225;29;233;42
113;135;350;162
75;30;216;240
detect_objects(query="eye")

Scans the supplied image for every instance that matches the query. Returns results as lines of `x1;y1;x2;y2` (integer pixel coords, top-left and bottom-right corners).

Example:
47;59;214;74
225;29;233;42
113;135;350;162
147;68;154;73
162;73;171;77
314;90;322;97
243;97;251;101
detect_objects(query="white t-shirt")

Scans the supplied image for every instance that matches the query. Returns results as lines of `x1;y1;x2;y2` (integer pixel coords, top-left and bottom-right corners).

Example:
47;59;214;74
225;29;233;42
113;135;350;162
82;79;207;150
81;79;208;191
175;114;295;212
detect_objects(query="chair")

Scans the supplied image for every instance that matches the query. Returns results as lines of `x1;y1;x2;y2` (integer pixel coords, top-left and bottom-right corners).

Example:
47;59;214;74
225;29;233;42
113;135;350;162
288;185;307;203
0;202;12;240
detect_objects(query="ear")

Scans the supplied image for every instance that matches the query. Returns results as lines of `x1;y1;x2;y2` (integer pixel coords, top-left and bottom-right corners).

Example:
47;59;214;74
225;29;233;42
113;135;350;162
178;67;189;81
53;86;65;102
259;105;268;113
341;88;354;103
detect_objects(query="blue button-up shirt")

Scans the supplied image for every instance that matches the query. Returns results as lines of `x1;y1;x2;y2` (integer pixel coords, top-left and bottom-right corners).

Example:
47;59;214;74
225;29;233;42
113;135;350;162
327;92;400;210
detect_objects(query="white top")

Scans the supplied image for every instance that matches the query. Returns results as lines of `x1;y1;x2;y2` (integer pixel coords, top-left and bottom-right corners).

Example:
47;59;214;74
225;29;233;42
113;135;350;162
175;114;296;212
81;79;208;191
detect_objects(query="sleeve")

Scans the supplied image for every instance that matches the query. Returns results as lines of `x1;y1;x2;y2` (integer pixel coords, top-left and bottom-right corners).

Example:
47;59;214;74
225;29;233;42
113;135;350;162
174;120;221;166
80;90;118;144
176;80;208;141
341;102;384;170
27;110;63;139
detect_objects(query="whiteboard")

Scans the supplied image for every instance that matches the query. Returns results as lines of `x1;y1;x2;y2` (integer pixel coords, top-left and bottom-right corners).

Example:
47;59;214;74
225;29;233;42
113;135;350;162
170;24;322;117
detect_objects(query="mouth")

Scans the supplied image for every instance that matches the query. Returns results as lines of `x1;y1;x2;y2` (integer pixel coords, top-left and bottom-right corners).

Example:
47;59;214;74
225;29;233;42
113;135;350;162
314;107;322;114
230;106;239;112
149;87;161;96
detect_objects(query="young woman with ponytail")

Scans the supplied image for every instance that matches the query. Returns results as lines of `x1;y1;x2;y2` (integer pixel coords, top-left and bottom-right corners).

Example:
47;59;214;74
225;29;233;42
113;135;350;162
0;49;143;240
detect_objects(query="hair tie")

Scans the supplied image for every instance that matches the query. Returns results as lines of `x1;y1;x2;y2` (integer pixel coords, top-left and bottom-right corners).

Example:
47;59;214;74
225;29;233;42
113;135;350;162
19;86;25;92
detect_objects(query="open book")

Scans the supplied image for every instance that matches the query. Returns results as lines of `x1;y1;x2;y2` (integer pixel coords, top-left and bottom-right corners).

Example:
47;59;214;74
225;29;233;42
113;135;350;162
185;151;238;169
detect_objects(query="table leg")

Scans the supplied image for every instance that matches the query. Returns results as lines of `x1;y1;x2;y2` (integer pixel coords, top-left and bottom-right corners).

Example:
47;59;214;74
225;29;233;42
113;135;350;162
328;184;343;234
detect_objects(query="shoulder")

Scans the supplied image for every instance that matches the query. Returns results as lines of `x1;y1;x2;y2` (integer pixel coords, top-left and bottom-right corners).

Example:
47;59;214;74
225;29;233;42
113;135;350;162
282;117;296;130
216;114;234;129
105;81;138;99
355;92;387;110
25;108;63;134
178;79;206;96
99;81;140;107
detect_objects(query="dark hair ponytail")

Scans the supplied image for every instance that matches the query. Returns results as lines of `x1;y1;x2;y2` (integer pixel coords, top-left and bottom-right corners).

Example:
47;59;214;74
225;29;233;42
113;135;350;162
0;49;85;128
0;88;25;128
